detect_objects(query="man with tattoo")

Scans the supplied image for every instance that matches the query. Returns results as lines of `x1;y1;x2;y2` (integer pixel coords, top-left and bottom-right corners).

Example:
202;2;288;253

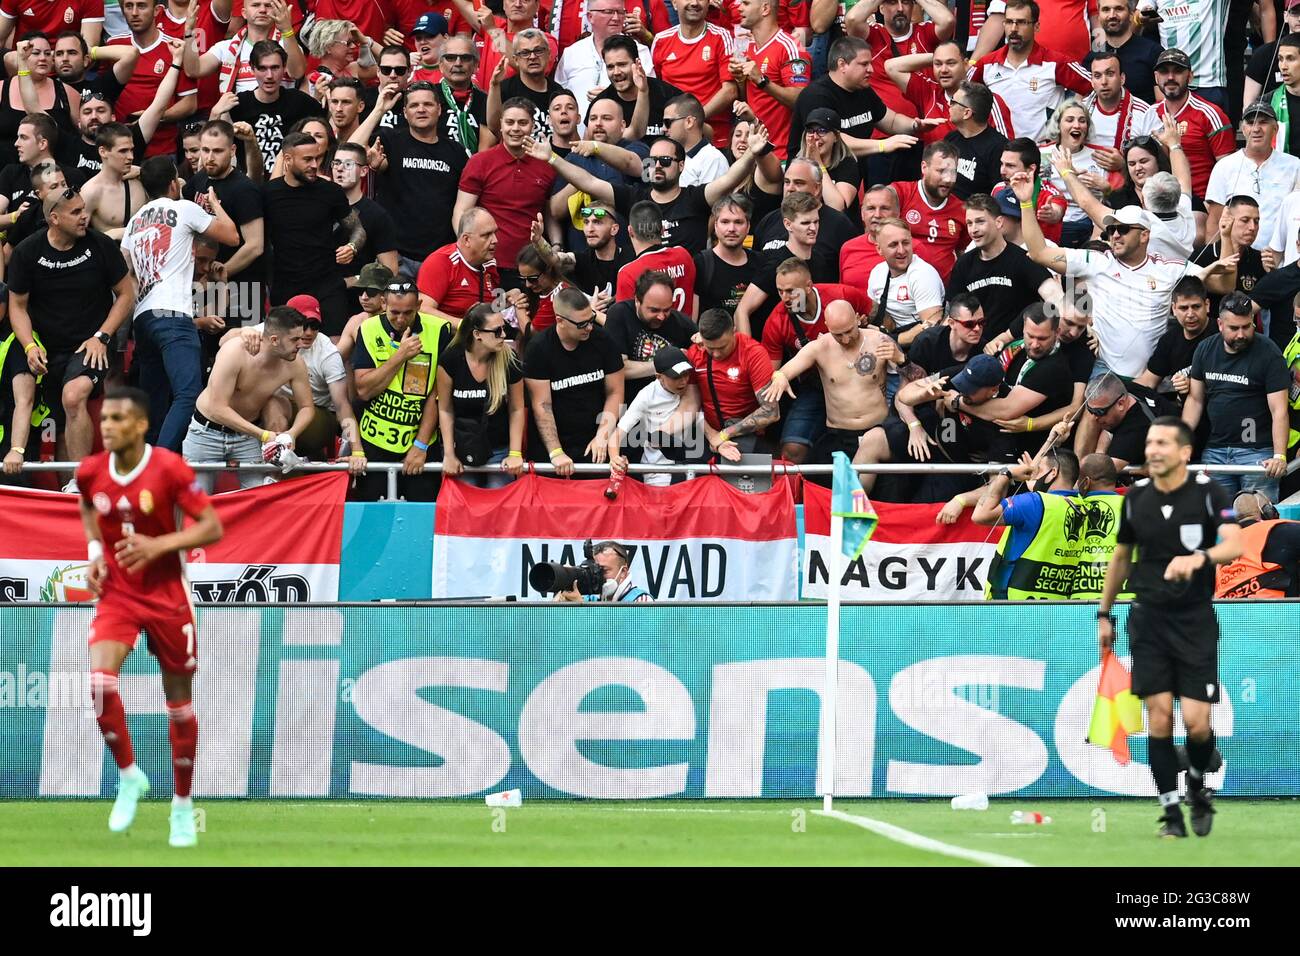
262;130;367;337
762;301;904;464
686;308;780;454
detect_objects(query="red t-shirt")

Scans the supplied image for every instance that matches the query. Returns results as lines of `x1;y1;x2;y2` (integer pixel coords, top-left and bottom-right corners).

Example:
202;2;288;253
891;178;968;283
745;30;810;162
687;333;774;430
0;0;103;36
903;71;1016;144
75;446;209;613
458;146;557;269
474;19;560;88
651;24;734;149
1153;94;1235;199
1035;0;1096;62
416;242;501;319
615;245;697;316
761;283;872;362
157;2;223;113
839;235;884;291
109;34;197;157
530;285;563;332
867;22;940;123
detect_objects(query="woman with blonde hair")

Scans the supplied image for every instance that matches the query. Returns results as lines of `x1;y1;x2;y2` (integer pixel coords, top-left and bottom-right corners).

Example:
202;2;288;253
1039;97;1108;247
305;20;376;97
436;303;527;488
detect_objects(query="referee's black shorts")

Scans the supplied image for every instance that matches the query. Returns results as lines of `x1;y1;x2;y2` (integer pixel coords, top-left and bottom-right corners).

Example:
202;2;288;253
1126;601;1221;703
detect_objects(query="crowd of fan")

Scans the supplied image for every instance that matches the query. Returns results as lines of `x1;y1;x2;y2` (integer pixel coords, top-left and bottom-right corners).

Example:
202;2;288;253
0;0;1297;507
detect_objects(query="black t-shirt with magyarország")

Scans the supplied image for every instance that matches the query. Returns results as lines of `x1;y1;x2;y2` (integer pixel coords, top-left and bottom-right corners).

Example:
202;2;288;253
610;181;713;255
1189;333;1291;449
6;227;127;353
374;126;468;260
948;242;1052;344
1117;473;1236;606
522;325;624;460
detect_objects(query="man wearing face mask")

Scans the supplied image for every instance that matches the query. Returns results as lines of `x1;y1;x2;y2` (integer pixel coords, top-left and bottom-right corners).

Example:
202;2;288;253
555;540;652;602
1214;490;1300;598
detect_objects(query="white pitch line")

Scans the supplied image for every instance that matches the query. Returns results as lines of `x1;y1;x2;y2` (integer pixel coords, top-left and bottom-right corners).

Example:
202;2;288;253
817;808;1035;867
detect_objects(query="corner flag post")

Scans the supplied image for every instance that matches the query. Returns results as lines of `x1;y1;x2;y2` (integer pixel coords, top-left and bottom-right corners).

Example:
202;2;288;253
822;452;878;813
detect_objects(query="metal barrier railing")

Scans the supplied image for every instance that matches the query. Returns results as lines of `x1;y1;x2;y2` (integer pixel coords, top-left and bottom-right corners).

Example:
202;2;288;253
14;459;1290;502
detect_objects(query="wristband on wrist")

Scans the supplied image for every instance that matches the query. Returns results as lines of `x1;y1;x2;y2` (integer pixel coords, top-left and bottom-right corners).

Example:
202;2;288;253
1026;417;1034;432
1168;143;1183;151
1273;453;1286;460
592;142;600;155
1097;610;1113;620
1019;200;1033;209
875;140;884;154
281;28;296;38
23;341;36;353
9;446;24;455
16;70;29;77
907;420;920;430
260;430;271;443
507;450;523;458
88;540;103;563
954;494;968;507
548;446;563;459
412;439;430;452
717;429;731;444
170;62;181;70
89;45;100;59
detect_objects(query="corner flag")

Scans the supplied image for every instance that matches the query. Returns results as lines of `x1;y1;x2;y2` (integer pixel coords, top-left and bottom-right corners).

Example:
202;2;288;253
1088;651;1144;764
831;451;878;560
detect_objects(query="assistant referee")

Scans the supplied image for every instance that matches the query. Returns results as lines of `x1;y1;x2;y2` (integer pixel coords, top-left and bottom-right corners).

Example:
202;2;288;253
1097;418;1243;840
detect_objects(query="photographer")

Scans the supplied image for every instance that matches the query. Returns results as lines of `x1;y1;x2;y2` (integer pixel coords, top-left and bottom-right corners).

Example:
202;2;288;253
553;541;652;603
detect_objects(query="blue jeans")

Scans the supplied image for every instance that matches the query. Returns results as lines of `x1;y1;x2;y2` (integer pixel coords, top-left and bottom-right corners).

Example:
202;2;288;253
459;448;516;489
1200;445;1279;502
134;309;203;452
398;255;424;282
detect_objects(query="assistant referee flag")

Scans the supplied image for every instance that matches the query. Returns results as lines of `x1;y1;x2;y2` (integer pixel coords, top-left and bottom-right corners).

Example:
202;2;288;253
1088;650;1145;764
831;451;878;560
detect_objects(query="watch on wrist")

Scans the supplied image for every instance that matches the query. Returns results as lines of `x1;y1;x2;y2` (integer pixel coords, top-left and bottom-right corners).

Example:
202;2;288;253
1097;610;1113;620
93;331;111;345
755;74;770;89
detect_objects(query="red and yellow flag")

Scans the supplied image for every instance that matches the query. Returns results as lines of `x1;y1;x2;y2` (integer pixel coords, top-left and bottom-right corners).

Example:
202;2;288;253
1087;651;1144;764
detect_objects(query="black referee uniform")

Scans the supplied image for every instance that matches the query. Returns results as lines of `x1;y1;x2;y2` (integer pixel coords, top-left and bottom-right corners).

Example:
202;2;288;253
1115;471;1237;836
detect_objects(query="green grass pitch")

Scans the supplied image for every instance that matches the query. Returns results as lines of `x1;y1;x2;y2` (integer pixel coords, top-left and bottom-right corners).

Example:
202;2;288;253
2;799;1299;866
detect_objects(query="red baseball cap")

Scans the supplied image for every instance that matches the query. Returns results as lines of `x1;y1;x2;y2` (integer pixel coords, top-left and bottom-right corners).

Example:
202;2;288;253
285;294;322;322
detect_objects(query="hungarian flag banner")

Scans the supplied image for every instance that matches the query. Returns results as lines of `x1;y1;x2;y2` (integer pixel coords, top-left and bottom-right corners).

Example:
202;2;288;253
432;473;800;600
1088;650;1144;764
802;482;997;601
0;473;348;604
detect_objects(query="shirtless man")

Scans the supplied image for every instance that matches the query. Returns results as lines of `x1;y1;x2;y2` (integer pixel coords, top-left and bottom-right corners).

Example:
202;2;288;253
182;305;314;489
81;123;148;241
762;300;904;463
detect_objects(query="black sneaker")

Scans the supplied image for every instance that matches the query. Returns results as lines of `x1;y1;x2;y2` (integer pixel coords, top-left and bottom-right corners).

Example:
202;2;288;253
1158;806;1187;839
1186;781;1216;837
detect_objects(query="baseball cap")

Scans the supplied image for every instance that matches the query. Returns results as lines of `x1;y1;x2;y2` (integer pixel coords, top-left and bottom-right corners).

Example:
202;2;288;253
804;108;841;131
412;12;449;36
356;262;395;292
1101;205;1152;231
286;294;322;321
950;354;1004;397
993;185;1022;219
1154;48;1191;70
1286;0;1299;12
1243;99;1278;121
653;346;694;377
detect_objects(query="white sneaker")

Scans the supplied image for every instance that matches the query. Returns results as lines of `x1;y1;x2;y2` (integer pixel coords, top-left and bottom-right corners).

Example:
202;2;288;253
108;769;150;832
61;478;79;494
168;807;198;848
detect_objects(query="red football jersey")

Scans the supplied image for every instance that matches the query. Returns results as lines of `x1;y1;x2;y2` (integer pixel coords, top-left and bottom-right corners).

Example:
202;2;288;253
615;245;697;316
109;34;197;157
891;178;968;283
903;71;1015;144
745;30;810;161
651;24;734;148
762;282;872;362
417;243;501;319
76;446;209;612
157;1;223;113
839;234;884;291
1153;94;1235;200
867;22;940;122
0;0;104;37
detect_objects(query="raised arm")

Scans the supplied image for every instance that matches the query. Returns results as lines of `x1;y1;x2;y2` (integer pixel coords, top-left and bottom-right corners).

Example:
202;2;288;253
527;138;616;204
703;123;768;204
1010;171;1068;273
885;52;935;94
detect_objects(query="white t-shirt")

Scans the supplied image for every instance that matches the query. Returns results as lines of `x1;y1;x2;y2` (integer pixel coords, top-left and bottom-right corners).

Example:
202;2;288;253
555;35;654;133
1205;149;1300;252
866;257;945;330
1147;193;1196;261
253;321;346;410
1041;145;1106;224
681;142;730;187
1269;190;1300;265
1062;248;1201;378
121;198;214;317
616;380;702;486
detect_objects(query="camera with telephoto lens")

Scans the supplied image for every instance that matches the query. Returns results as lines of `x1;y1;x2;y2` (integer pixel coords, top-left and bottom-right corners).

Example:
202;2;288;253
528;539;605;595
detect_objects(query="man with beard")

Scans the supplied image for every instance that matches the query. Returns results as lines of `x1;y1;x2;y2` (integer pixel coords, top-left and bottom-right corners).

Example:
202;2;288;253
433;33;493;156
1150;48;1234;203
52;30;138;107
890;139;967;282
884;40;1015;145
261;131;365;336
1089;0;1162;103
1184;292;1291;502
352;81;468;278
695;194;756;316
325;77;366;143
487;29;566;140
763;298;902;465
604;270;696;401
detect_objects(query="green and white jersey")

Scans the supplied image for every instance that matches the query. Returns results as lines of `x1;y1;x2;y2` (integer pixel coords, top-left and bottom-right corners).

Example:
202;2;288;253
1155;0;1230;88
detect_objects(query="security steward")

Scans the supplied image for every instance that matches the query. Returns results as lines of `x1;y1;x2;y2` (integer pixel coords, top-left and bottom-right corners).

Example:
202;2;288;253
1214;491;1300;598
973;449;1082;600
351;280;451;501
1282;298;1300;500
1069;453;1131;601
1;327;51;483
1098;417;1243;840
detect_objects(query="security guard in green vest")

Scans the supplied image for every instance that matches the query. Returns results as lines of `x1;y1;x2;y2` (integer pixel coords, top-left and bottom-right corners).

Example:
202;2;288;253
1069;453;1131;601
973;448;1082;600
1;329;50;483
350;281;451;501
1281;308;1300;499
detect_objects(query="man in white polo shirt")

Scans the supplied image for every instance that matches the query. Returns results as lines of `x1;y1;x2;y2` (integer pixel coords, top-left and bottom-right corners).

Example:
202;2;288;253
1012;173;1236;380
1205;100;1300;249
866;217;945;349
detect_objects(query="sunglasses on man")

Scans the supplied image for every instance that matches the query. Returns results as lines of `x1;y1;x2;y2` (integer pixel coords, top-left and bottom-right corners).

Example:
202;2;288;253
1085;394;1123;417
953;317;985;330
560;314;595;330
1103;224;1135;239
378;64;409;76
580;206;611;220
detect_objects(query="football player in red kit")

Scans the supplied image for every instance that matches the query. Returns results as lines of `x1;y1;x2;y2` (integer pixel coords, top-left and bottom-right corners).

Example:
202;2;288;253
77;387;223;848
